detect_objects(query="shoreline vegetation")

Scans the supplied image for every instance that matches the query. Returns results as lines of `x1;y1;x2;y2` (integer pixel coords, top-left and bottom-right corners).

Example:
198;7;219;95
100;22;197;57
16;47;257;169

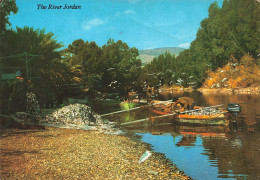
1;0;259;178
0;126;190;179
1;0;259;114
158;85;260;94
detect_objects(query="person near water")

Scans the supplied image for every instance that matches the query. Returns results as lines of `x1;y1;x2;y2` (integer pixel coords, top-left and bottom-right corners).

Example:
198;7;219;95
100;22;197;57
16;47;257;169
172;97;195;111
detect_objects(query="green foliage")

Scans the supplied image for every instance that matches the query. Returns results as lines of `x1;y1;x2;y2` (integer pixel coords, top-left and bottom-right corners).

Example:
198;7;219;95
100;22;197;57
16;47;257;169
2;26;63;67
1;26;64;81
0;80;15;114
2;0;259;113
142;0;260;89
1;26;67;109
140;51;199;88
120;100;136;110
65;38;142;94
190;0;259;68
0;0;18;38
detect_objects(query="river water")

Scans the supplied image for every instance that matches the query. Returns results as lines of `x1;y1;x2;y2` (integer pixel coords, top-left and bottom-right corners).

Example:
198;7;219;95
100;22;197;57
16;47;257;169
95;91;260;180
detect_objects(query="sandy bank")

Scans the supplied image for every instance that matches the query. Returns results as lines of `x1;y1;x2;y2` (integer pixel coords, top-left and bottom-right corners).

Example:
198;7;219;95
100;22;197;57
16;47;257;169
198;86;260;94
0;127;190;179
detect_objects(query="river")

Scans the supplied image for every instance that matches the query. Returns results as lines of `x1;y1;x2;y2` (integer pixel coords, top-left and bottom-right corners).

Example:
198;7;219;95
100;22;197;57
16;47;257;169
95;91;260;180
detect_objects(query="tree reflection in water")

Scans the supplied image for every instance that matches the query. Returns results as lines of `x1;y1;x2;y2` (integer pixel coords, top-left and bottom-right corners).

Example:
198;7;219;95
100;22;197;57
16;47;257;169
120;91;260;179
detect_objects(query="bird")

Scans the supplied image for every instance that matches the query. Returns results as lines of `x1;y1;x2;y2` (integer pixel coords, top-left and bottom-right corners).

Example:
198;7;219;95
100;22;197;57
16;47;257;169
107;67;115;71
177;78;183;83
222;78;228;82
108;81;117;87
211;84;216;88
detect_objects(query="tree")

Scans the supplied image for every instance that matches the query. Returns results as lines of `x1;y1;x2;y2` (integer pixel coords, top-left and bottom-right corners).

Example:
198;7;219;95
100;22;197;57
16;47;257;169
65;38;141;95
1;26;66;108
0;0;18;39
2;26;63;76
170;0;260;88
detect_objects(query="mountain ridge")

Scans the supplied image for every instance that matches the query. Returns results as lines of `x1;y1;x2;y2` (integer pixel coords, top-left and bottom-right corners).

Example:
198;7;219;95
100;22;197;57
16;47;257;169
138;47;185;64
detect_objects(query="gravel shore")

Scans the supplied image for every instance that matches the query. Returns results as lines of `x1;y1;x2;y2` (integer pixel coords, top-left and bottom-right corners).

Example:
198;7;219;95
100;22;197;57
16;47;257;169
0;127;190;179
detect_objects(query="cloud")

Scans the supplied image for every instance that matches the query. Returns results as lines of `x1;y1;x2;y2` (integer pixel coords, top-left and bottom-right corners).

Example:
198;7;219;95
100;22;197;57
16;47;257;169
82;18;105;30
178;42;190;49
124;10;136;15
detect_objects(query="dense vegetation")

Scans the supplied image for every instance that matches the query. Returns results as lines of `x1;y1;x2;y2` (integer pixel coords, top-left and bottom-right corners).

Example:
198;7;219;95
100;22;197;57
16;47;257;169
203;54;260;89
0;1;142;114
143;0;259;88
0;0;259;114
64;38;141;94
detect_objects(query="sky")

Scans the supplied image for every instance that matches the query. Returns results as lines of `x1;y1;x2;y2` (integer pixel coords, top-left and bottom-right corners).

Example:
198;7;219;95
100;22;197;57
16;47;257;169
9;0;223;50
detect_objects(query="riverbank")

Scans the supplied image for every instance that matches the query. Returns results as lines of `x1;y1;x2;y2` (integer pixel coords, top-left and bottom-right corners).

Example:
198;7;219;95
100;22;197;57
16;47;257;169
158;86;260;94
0;127;191;179
198;86;260;94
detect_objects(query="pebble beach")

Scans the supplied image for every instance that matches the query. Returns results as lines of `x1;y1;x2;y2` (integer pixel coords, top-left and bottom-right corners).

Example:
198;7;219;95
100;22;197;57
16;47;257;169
0;126;191;179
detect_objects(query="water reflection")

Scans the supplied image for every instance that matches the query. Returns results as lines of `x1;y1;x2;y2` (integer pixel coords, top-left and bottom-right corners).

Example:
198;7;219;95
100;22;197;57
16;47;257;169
96;91;260;179
201;130;260;179
124;123;259;179
120;91;260;179
159;91;260;129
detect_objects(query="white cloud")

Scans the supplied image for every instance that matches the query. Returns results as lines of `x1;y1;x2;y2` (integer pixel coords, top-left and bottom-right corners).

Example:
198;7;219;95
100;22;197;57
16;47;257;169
82;18;105;30
178;42;190;49
124;10;136;15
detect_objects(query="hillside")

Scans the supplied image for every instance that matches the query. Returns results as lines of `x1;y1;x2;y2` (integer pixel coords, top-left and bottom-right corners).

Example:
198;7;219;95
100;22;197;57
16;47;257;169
202;55;260;91
138;47;184;64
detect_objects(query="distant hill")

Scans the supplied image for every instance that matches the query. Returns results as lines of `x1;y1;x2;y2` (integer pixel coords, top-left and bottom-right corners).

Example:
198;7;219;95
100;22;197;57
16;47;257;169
138;47;185;64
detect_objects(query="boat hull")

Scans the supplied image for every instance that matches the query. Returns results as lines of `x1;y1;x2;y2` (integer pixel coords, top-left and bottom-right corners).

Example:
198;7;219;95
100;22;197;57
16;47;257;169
149;105;228;126
178;114;226;125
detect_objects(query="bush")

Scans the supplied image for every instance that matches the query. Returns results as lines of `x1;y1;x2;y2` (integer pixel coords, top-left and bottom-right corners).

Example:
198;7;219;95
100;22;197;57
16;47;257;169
203;55;260;89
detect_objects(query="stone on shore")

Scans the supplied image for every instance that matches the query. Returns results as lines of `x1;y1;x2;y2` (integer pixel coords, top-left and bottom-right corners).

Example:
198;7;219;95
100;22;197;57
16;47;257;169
0;127;191;179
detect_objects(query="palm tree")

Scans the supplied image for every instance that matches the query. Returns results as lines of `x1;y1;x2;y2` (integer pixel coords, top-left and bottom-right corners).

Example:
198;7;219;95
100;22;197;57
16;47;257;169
2;26;68;107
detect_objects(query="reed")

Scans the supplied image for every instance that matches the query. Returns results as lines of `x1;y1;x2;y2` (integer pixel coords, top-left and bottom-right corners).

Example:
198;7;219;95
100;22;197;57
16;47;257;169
120;100;137;110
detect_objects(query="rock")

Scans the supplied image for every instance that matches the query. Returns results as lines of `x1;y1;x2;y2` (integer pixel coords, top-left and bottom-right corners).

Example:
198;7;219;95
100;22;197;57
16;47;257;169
43;103;104;126
0;114;17;128
12;112;39;123
0;114;45;130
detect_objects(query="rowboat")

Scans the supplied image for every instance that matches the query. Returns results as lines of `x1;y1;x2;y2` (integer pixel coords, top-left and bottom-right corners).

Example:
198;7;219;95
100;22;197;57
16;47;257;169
104;99;241;126
149;101;229;126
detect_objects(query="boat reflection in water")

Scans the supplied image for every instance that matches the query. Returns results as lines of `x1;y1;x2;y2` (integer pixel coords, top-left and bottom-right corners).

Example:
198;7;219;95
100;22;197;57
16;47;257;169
123;123;259;180
103;91;260;179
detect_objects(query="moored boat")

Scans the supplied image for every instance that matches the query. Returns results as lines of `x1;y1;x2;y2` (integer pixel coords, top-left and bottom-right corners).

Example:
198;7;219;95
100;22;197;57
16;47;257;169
149;100;241;126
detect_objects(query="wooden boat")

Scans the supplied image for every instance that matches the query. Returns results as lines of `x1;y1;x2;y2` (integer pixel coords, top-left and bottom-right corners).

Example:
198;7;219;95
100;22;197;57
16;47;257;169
149;100;228;126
